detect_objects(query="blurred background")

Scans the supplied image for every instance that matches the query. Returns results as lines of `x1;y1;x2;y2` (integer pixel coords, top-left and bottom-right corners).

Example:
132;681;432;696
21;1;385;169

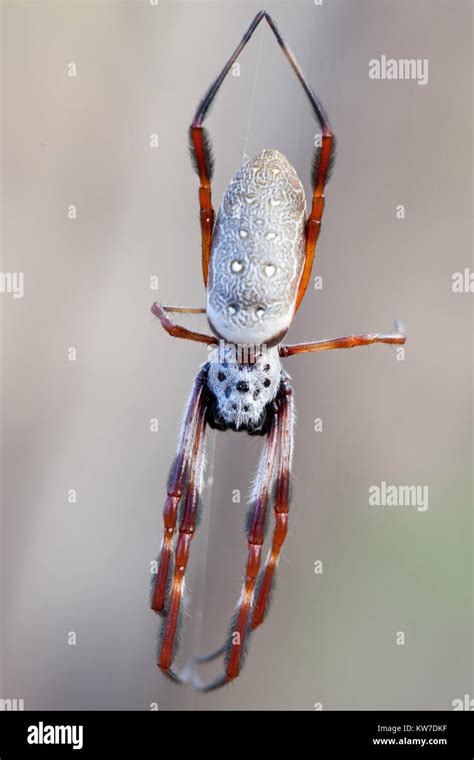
1;0;472;711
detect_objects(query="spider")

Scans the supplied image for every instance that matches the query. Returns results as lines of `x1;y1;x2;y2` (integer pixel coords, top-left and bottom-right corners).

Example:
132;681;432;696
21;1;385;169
150;10;406;692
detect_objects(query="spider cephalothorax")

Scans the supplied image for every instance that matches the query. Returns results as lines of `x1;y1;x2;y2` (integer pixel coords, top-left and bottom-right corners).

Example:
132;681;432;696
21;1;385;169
150;10;405;692
206;344;283;434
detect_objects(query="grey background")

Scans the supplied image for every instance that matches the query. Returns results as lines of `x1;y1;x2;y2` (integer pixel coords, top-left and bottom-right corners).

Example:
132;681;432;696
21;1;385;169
1;0;472;710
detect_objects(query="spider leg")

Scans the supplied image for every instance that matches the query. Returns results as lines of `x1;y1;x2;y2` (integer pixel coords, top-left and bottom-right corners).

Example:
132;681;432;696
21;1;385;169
156;392;209;679
192;643;227;666
162;306;206;314
191;403;283;692
189;10;265;286
151;302;217;346
252;382;294;629
279;322;406;358
151;367;208;614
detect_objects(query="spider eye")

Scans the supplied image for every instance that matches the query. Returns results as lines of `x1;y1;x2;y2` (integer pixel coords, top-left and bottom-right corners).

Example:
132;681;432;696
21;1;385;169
228;303;239;316
255;305;266;318
217;371;226;382
263;378;271;388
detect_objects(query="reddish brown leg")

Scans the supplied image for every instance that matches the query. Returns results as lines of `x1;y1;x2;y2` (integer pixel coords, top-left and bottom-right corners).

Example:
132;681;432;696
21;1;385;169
189;124;214;287
224;413;279;683
191;409;280;692
295;127;335;312
189;10;266;286
252;383;294;629
162;306;206;314
151;302;217;346
157;397;208;680
151;368;208;614
279;324;406;358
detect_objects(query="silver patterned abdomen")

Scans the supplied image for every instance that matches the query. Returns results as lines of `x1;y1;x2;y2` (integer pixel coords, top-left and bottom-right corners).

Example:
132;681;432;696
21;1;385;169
207;149;307;347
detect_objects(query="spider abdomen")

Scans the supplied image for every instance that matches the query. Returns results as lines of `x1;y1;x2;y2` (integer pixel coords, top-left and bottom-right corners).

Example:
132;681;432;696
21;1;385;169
207;149;306;347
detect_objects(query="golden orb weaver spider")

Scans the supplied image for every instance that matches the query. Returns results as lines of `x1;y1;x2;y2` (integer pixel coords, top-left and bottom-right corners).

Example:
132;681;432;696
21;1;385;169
150;10;406;692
